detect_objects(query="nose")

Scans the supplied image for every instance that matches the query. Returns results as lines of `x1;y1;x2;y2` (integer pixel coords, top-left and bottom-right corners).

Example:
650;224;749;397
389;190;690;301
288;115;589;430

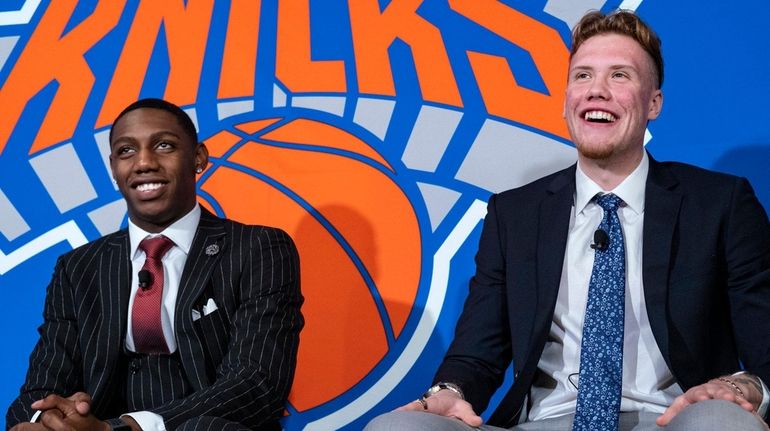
586;77;610;100
135;147;159;172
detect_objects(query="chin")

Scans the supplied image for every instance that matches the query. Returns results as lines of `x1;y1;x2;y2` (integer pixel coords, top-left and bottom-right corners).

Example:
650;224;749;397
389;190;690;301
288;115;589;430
575;142;615;160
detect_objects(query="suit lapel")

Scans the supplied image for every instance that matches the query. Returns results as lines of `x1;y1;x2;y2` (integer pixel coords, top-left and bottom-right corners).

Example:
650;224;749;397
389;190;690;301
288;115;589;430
532;167;575;352
92;231;131;411
175;209;227;390
642;156;682;362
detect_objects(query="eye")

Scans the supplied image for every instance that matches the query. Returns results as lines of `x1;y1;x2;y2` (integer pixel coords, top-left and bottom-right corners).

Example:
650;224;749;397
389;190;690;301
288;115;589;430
575;71;591;80
114;145;135;158
156;140;175;151
612;71;629;79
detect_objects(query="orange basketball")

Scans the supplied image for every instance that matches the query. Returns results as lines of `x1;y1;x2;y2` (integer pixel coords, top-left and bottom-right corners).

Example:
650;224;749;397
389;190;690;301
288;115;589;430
197;115;422;413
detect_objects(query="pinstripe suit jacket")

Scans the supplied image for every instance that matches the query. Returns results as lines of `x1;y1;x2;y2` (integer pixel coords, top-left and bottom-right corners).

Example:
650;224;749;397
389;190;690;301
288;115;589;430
6;209;303;430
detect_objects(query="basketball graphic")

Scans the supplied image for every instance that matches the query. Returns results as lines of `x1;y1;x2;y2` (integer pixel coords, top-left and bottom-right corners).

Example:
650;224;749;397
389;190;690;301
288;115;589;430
196;114;422;414
2;1;769;430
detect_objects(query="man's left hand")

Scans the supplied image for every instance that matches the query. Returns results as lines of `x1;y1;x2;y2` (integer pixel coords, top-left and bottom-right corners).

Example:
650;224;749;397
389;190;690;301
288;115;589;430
657;375;763;427
30;393;108;431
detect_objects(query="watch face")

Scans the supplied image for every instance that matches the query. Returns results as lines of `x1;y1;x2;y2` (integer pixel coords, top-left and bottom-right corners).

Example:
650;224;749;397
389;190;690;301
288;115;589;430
106;418;131;430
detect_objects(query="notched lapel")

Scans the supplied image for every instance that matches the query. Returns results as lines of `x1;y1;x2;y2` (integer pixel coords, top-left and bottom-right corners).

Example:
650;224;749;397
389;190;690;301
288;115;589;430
175;211;227;390
642;159;682;362
93;233;130;410
530;168;575;354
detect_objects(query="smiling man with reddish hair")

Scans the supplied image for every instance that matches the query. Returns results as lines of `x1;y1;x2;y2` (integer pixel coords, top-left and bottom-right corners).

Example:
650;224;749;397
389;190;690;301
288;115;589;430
366;10;770;431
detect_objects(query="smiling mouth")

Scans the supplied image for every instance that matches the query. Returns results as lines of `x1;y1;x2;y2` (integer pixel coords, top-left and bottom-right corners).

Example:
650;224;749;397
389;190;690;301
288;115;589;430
584;110;616;123
135;182;165;192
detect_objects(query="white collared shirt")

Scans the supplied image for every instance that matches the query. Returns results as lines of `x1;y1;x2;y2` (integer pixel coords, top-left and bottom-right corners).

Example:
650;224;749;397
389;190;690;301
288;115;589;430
124;204;200;431
529;152;685;421
126;204;200;353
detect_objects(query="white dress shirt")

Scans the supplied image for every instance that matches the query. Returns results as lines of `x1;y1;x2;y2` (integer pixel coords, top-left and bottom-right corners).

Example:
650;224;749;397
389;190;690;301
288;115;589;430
124;204;201;431
126;204;200;353
529;153;685;421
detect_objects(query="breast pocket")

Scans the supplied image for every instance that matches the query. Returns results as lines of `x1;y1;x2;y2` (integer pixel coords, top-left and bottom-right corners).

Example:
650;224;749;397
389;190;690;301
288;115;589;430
194;307;231;369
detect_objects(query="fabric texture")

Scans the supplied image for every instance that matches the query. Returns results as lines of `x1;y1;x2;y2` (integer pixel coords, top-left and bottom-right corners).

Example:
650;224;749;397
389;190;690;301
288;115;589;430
573;193;626;431
132;235;175;354
6;209;303;431
431;154;770;427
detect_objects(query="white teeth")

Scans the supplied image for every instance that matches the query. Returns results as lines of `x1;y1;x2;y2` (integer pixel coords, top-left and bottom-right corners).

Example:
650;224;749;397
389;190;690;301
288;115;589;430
136;183;163;192
584;110;616;122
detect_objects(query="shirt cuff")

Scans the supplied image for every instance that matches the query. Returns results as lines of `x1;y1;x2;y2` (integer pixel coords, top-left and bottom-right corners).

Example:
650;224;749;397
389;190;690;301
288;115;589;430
124;411;166;431
757;376;770;417
30;410;42;423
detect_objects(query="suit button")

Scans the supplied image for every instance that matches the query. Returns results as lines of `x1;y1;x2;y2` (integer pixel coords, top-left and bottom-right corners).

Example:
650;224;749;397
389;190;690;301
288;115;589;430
130;360;141;374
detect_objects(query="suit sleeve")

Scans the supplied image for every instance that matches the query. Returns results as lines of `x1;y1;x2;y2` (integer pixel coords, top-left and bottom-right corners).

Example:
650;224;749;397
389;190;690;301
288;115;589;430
433;194;513;414
151;226;303;430
6;256;84;428
724;178;770;424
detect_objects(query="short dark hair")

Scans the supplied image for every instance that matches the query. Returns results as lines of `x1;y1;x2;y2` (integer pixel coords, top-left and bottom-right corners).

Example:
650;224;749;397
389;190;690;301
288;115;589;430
109;98;198;144
571;10;664;88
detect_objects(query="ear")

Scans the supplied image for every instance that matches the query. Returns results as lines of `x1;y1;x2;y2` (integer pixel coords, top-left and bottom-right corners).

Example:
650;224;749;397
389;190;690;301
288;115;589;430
194;142;209;172
647;89;663;120
108;154;116;178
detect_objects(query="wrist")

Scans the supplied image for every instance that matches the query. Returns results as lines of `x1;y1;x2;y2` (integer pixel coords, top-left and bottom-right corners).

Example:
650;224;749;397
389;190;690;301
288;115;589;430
122;416;143;431
105;417;141;431
422;382;464;401
716;373;763;409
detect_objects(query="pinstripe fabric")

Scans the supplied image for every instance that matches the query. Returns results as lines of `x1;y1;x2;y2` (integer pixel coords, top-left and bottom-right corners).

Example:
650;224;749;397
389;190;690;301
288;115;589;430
124;354;191;411
6;209;303;430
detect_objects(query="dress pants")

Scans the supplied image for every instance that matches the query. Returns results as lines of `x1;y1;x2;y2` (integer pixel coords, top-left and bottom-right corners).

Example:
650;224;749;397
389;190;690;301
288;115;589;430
364;400;768;431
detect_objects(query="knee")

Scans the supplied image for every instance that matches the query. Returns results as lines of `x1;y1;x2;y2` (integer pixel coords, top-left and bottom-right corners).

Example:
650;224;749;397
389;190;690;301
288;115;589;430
667;399;766;431
364;411;432;431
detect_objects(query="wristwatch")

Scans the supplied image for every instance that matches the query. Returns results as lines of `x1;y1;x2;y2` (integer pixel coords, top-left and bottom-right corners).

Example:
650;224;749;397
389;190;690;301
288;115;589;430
421;382;465;400
105;418;132;430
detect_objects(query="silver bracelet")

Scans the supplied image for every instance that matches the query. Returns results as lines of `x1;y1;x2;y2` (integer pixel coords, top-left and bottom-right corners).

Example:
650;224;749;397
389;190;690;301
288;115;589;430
421;382;465;401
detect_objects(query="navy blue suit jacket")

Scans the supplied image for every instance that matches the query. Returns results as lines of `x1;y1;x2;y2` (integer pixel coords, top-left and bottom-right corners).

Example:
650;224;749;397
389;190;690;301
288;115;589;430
434;155;770;427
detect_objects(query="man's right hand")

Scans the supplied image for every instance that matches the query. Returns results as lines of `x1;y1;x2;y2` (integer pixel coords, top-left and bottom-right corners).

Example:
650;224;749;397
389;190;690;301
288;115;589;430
12;392;108;431
395;389;483;427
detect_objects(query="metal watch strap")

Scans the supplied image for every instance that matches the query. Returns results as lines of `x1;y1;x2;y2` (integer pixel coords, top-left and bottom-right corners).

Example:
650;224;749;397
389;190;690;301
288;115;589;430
421;382;465;400
105;418;132;431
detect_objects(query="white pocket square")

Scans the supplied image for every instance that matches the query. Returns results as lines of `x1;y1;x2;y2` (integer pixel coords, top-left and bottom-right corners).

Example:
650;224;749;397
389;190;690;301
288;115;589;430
202;297;218;316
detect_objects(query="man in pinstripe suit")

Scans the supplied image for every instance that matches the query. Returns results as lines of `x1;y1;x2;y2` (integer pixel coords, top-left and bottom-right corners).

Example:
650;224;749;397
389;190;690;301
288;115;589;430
6;99;303;431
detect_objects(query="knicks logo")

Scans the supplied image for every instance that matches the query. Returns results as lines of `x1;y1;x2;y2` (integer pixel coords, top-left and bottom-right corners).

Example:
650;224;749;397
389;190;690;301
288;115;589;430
0;1;633;429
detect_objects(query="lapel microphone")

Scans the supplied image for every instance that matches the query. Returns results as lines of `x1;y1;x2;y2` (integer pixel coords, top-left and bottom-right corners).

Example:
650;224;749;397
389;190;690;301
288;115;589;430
137;269;152;290
590;229;610;251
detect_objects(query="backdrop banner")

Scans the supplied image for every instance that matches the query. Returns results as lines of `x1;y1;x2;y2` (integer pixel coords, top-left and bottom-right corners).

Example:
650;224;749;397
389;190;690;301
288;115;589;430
1;1;768;430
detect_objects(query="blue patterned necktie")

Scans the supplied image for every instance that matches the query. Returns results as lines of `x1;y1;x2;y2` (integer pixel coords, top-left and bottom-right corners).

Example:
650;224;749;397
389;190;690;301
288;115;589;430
573;193;626;431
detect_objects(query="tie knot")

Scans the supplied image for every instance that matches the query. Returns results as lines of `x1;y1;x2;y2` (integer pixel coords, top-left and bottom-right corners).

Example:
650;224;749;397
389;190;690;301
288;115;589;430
596;193;622;212
139;235;175;259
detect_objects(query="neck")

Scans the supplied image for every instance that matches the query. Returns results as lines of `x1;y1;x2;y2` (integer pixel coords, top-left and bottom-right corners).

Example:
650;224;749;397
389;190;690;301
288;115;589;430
578;148;644;191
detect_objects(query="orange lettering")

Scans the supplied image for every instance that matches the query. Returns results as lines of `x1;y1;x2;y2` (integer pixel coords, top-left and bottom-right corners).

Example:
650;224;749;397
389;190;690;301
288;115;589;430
0;0;125;156
218;0;261;99
450;0;569;139
349;0;461;106
275;0;346;93
97;0;214;128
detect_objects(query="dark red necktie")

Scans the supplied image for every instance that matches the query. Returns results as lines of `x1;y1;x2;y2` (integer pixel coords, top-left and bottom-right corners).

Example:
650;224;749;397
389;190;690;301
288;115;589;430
133;235;174;354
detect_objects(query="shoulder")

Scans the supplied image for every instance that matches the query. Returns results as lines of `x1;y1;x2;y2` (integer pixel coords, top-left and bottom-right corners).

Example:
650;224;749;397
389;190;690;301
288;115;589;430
652;160;752;197
491;164;575;209
57;229;128;265
210;214;296;247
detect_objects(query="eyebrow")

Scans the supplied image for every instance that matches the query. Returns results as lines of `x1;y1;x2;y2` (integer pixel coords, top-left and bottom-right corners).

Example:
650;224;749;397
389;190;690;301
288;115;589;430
569;63;639;72
110;130;183;147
